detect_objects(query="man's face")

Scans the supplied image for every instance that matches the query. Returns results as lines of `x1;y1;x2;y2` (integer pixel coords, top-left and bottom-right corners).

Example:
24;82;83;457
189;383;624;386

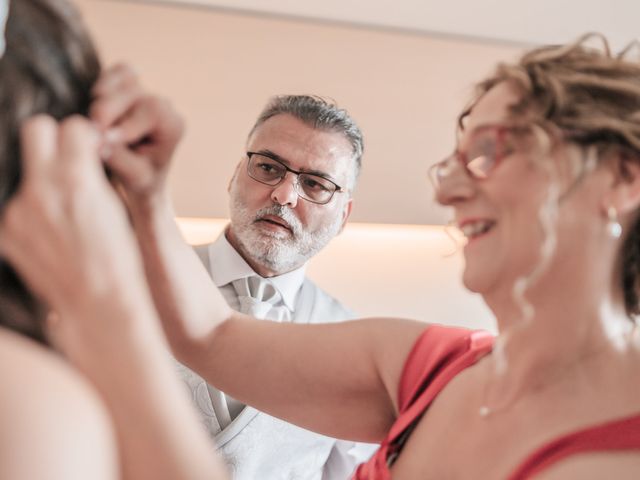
227;113;355;276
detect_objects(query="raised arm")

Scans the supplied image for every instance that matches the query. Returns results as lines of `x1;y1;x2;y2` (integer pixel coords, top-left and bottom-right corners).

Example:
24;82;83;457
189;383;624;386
89;64;230;349
91;65;427;442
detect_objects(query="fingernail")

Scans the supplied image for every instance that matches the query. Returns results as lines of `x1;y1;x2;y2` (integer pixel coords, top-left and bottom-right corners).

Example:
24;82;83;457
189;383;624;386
104;128;122;144
100;143;113;161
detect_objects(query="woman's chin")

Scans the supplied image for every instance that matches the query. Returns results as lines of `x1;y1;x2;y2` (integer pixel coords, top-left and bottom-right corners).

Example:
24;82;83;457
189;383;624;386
461;267;496;296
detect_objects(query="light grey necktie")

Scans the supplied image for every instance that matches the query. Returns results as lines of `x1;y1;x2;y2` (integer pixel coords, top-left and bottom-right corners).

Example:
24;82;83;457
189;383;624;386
217;276;292;425
231;276;292;322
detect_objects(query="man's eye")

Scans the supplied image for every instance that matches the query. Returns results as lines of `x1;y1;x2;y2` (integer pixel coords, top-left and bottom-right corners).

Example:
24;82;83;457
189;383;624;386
303;177;330;191
258;163;278;173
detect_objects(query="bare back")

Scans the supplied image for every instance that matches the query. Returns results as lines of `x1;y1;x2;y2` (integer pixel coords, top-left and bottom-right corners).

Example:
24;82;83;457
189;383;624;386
0;327;118;480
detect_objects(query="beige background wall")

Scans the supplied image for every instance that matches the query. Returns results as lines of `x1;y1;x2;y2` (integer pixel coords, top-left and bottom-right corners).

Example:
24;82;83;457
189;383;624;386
72;0;511;327
77;0;522;225
160;0;638;52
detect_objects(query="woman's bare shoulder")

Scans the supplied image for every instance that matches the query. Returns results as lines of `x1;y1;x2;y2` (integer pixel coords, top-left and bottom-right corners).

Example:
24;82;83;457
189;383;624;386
0;327;118;480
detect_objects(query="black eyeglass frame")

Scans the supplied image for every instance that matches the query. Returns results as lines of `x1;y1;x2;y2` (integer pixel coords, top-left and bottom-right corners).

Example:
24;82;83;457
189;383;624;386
246;151;345;205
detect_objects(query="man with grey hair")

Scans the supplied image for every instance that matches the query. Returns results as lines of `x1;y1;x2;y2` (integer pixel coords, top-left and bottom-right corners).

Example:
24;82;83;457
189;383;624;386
91;78;374;477
177;94;375;479
91;60;376;477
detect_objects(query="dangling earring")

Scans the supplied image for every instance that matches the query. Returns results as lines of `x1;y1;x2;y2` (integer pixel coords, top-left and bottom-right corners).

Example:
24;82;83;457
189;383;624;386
607;206;622;238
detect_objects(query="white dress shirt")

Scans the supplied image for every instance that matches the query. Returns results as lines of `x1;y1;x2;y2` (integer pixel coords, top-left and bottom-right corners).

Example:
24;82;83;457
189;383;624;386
182;231;377;479
207;232;306;314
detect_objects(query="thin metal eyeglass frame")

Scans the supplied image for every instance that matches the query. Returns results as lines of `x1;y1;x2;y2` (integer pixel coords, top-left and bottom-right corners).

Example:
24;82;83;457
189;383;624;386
246;151;344;205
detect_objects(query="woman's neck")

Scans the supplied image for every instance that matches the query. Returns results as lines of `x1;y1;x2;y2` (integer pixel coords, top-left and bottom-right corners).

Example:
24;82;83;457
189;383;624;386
479;322;636;419
478;276;636;415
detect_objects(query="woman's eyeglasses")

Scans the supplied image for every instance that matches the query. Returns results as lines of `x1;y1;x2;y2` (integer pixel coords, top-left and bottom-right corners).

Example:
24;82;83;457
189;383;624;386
429;125;530;188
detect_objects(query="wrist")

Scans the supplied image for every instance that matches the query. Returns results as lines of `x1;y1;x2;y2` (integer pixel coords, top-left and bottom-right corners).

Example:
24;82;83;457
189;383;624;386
127;191;175;238
127;189;172;220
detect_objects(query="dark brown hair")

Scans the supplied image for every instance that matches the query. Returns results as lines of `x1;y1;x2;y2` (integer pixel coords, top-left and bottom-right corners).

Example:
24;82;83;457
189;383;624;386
0;0;101;343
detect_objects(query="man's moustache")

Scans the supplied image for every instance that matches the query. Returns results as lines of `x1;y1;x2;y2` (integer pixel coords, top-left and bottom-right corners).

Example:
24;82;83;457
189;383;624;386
254;206;301;235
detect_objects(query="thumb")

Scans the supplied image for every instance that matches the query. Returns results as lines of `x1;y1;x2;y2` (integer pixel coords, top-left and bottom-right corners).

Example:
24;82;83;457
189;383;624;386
104;144;157;193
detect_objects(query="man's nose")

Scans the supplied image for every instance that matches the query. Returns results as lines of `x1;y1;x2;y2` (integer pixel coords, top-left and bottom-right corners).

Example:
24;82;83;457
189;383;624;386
271;172;299;208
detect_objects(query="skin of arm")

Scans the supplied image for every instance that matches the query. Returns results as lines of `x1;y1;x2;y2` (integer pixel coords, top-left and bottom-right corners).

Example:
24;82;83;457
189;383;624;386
91;64;427;442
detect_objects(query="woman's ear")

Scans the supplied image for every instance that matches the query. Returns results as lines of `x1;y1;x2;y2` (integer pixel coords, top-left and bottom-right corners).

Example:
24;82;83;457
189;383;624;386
604;155;640;216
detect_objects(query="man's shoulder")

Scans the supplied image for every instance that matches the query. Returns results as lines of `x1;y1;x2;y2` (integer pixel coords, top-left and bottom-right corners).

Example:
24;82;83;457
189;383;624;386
192;242;211;265
301;277;356;321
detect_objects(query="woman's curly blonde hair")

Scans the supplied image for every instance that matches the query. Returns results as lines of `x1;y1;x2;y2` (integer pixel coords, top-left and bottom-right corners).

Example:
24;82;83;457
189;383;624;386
461;34;640;318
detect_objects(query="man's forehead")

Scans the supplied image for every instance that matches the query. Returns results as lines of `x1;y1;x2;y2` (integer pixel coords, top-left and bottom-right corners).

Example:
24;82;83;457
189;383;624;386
248;114;354;175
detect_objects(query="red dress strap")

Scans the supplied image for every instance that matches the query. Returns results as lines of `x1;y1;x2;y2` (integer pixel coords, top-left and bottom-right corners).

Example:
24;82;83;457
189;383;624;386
353;325;640;479
391;325;493;439
352;325;493;480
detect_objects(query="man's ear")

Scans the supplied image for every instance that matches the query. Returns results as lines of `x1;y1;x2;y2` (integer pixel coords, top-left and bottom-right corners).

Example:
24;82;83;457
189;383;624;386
338;198;353;234
227;159;243;193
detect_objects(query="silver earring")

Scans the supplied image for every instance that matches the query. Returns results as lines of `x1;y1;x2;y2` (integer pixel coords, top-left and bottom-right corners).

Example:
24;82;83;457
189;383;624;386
607;206;622;238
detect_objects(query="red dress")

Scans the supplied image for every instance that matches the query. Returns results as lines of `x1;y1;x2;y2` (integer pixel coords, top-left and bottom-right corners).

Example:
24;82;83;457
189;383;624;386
353;325;640;479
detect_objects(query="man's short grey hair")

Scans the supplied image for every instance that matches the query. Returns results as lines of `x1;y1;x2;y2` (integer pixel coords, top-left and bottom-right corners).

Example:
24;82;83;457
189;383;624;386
248;95;363;189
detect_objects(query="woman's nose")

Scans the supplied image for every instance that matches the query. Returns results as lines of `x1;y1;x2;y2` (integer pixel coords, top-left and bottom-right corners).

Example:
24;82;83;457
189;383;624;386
432;157;475;206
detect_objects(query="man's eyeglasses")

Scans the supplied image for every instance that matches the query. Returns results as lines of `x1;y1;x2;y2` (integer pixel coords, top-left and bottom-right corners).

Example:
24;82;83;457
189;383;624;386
246;151;344;205
429;125;530;188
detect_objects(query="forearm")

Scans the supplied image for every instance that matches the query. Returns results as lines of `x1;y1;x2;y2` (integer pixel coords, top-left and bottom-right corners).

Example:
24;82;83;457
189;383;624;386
192;316;404;443
127;193;233;362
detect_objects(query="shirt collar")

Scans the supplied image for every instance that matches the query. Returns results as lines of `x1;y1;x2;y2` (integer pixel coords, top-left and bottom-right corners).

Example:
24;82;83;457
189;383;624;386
207;227;306;310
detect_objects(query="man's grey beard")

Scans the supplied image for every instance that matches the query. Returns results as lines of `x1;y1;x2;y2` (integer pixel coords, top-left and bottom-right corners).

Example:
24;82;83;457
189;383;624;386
229;197;344;274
